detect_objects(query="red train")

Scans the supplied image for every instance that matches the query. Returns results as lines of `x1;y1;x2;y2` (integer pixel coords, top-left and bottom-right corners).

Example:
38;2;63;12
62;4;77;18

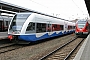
0;15;12;31
75;19;90;37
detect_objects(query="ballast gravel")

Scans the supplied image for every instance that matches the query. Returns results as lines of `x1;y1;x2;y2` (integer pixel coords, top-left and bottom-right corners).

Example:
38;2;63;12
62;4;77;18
0;34;75;60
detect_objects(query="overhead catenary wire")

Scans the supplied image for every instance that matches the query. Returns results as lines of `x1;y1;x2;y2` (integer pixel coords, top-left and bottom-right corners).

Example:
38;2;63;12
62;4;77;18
72;0;84;14
29;0;73;19
29;0;49;8
29;0;86;20
72;0;89;19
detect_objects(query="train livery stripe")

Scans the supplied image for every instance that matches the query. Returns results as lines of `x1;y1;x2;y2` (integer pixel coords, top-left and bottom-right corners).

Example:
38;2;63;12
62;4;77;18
18;31;74;41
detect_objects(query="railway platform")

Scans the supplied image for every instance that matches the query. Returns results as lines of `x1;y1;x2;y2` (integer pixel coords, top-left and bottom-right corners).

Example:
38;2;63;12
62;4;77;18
74;34;90;60
0;32;8;40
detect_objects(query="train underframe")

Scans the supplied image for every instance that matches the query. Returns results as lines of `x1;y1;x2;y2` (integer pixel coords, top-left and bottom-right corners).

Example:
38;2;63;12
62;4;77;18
8;35;30;44
75;32;89;37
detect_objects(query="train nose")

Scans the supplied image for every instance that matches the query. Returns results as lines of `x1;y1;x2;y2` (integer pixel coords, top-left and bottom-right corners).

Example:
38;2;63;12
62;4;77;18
80;29;82;30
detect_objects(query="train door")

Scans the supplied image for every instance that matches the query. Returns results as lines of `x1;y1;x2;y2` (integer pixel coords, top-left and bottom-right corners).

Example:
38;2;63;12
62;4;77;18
46;21;52;35
64;21;68;31
36;22;47;38
5;21;9;31
0;21;3;31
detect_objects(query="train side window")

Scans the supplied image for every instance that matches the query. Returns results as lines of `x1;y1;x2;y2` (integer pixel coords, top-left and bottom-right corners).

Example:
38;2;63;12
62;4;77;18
52;24;64;31
6;21;8;26
46;24;52;32
54;24;57;28
36;23;46;33
68;25;72;30
26;22;35;31
60;25;64;30
68;26;70;30
73;26;75;29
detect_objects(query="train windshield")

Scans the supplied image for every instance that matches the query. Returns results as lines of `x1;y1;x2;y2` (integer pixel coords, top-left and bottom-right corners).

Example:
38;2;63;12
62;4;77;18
77;20;87;28
9;13;31;31
78;24;85;28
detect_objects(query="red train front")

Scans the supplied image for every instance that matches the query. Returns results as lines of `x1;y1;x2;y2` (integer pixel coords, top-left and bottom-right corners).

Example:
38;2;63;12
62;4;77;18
75;19;90;36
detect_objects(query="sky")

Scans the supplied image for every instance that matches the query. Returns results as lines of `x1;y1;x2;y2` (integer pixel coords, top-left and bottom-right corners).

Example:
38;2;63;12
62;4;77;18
1;0;89;21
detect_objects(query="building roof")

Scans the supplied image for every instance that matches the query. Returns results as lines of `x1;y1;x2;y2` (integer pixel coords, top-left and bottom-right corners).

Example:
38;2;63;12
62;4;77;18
0;0;40;13
85;0;90;16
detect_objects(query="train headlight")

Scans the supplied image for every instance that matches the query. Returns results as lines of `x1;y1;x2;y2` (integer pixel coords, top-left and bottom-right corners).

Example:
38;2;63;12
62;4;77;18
76;32;78;33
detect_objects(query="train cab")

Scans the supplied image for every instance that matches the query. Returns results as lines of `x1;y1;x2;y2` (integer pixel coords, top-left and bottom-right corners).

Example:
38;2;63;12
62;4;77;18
75;19;90;36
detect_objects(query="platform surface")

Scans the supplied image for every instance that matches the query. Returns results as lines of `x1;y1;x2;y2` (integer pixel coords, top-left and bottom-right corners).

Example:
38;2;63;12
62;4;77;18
74;34;90;60
0;32;8;40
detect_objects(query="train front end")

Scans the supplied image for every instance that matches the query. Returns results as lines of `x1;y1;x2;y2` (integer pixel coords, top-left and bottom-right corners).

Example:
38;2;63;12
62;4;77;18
75;19;89;36
8;13;31;43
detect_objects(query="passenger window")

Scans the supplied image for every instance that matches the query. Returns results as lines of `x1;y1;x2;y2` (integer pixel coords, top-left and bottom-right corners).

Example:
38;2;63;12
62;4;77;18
68;26;70;30
52;24;64;31
60;25;64;30
6;21;8;26
54;24;57;28
36;23;46;33
46;24;52;32
26;22;35;31
72;26;75;29
68;25;72;30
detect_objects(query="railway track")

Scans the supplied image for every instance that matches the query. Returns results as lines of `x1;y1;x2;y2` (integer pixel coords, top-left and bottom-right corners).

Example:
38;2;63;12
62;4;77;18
39;37;85;60
0;43;15;49
0;43;27;54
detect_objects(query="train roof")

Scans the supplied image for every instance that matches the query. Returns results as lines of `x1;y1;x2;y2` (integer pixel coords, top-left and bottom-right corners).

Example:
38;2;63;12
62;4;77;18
78;19;87;21
0;15;13;21
15;12;75;22
76;19;88;23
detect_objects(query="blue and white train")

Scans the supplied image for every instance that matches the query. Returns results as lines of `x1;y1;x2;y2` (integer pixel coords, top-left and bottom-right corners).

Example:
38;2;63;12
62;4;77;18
8;12;75;43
